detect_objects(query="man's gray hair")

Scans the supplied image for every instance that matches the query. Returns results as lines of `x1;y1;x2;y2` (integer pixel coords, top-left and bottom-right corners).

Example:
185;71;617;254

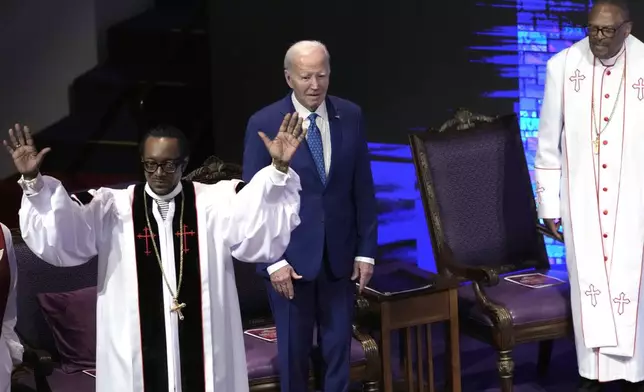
283;40;331;70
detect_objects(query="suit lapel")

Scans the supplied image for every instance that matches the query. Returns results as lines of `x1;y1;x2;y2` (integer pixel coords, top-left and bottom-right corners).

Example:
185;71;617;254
326;98;343;187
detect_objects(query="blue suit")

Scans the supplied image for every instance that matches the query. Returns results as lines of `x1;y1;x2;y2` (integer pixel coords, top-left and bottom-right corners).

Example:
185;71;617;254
242;94;377;391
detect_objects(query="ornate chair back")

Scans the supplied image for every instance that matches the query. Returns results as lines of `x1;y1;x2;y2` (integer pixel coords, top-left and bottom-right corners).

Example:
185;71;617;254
409;111;550;278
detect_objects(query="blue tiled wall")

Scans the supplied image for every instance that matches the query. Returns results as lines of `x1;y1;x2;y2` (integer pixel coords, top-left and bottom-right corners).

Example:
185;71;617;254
371;1;593;271
517;0;590;265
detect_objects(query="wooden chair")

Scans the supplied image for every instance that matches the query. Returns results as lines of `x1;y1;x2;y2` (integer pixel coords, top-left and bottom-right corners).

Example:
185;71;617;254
409;111;571;391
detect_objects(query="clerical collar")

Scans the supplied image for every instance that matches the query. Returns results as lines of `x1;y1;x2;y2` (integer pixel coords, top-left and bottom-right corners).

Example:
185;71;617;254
144;181;182;201
598;44;626;67
291;93;328;121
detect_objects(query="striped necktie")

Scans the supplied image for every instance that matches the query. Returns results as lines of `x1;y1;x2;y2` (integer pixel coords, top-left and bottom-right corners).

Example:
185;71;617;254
156;200;170;220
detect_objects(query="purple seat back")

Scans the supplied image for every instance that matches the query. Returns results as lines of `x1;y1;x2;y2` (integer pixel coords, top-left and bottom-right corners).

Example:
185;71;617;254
410;113;549;275
12;235;98;359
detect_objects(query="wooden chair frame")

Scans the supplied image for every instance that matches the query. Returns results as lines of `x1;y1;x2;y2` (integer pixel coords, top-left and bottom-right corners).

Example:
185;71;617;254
408;110;572;392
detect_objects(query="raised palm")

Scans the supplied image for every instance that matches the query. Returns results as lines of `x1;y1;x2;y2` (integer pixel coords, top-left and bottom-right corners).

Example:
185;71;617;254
258;113;306;163
2;124;51;178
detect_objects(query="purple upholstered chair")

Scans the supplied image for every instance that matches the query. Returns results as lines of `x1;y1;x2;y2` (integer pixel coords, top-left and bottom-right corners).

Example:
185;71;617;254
409;111;572;392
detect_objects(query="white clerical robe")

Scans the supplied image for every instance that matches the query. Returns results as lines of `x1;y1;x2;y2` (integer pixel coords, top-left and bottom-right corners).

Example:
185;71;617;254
536;35;644;382
18;165;302;392
1;223;24;392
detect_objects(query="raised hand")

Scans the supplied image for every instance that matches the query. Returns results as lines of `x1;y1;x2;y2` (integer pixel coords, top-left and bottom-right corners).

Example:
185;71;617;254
2;124;51;180
258;113;306;164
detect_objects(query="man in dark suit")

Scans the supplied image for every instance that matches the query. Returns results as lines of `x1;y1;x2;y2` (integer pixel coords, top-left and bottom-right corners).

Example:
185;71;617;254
242;40;378;392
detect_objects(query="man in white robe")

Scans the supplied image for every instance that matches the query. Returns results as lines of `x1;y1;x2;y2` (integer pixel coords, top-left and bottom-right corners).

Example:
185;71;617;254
1;223;24;392
536;1;644;390
1;114;306;392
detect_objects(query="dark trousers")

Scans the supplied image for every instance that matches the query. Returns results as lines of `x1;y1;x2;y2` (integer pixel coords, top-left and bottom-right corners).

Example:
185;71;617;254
579;377;644;392
267;257;355;392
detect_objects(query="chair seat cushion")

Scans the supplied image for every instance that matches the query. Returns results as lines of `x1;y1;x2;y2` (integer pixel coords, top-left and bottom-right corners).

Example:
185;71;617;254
244;331;367;380
37;286;97;373
458;270;571;326
12;367;95;392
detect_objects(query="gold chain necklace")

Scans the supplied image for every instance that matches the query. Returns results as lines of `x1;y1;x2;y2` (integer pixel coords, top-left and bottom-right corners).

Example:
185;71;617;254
590;53;626;155
143;189;186;321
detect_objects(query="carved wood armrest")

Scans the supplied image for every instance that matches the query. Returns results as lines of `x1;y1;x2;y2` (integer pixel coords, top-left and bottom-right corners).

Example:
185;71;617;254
439;242;514;345
352;295;381;381
447;263;501;287
439;243;503;286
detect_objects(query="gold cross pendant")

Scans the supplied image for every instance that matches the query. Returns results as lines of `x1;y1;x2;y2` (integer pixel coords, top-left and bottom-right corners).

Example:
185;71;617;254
593;137;600;155
171;299;186;321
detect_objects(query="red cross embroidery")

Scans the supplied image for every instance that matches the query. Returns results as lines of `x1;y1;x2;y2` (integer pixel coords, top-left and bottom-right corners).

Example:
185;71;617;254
175;224;196;253
136;227;157;256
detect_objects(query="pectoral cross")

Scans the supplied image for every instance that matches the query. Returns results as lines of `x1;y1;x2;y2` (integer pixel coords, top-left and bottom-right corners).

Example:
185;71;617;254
593;136;600;155
171;299;186;321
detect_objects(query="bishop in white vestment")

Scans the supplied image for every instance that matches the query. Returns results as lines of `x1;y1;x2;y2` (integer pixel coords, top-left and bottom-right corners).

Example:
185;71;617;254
536;2;644;388
1;223;24;392
3;114;306;392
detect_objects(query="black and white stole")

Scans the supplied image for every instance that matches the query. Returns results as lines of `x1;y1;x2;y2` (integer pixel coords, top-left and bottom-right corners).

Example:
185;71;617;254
131;181;206;391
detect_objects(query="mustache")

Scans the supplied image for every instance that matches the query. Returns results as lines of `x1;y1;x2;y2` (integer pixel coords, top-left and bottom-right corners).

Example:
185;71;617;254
591;40;609;46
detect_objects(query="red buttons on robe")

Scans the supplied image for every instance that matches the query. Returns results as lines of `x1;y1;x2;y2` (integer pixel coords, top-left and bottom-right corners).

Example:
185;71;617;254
603;140;608;145
603;187;608;192
603;210;608;215
604;256;608;261
603;233;608;238
605;94;610;98
602;164;607;168
607;70;612;75
604;117;609;122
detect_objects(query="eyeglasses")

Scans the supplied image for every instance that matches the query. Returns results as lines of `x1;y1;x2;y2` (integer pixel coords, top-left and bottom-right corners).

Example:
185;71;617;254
142;159;185;173
585;21;630;38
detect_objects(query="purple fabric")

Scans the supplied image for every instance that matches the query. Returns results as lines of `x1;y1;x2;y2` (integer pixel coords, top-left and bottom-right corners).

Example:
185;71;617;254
244;333;367;380
458;270;572;326
37;286;98;373
13;241;97;358
421;119;547;270
12;367;96;392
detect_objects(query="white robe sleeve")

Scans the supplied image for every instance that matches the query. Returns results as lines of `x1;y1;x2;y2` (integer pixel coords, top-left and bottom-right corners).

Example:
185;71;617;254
207;165;301;263
1;224;23;367
535;56;564;219
18;174;109;267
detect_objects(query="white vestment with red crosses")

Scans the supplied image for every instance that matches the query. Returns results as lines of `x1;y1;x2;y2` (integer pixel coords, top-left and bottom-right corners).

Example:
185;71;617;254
536;35;644;383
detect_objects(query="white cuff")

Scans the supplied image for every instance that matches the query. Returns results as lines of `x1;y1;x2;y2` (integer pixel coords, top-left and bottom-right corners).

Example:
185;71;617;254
355;256;375;265
17;174;44;196
268;164;291;184
267;260;290;275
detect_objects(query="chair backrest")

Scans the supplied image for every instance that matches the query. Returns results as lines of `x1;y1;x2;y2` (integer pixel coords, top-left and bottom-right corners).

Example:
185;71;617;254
409;112;549;277
12;234;98;358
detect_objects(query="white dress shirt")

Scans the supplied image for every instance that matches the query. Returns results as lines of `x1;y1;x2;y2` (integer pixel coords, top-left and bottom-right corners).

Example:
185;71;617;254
266;94;375;275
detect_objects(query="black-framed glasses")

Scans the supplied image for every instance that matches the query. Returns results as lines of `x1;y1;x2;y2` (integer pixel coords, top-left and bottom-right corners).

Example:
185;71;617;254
142;159;185;173
585;20;630;38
